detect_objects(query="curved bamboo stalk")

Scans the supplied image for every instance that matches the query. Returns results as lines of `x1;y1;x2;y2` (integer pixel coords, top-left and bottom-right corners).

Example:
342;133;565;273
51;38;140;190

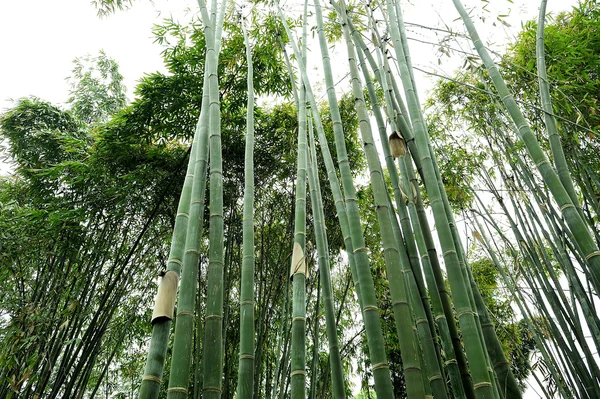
536;0;581;217
452;0;600;296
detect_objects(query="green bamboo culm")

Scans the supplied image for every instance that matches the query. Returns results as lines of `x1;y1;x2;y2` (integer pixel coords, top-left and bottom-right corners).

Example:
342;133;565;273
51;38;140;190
341;21;474;397
236;14;255;399
353;41;451;399
306;119;346;399
352;21;466;395
305;1;394;396
289;3;309;395
451;0;600;294
289;79;308;399
384;0;495;397
309;271;320;399
196;0;227;396
166;75;211;398
138;31;212;399
536;0;581;216
310;0;364;313
335;12;429;397
138;129;197;398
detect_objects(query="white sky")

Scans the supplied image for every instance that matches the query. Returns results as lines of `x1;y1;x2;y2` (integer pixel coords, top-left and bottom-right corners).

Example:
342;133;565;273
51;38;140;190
0;0;583;397
0;0;579;112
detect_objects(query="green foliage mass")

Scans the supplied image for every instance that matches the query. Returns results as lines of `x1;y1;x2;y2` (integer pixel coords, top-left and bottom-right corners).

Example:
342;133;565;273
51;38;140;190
0;13;365;397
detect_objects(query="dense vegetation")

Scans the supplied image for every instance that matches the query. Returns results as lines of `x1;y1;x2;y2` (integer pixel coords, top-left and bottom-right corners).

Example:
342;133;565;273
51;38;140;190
0;0;598;398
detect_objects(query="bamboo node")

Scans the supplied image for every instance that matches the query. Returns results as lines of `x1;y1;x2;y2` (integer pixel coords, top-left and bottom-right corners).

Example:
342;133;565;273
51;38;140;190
442;249;457;257
415;318;428;325
362;305;379;312
167;387;188;394
177;311;194;316
203;386;222;393
142;375;161;383
429;375;443;382
403;366;421;372
559;203;575;212
391;300;409;308
585;251;600;261
456;309;475;318
434;315;446;321
176;212;189;218
444;359;457;365
372;362;389;371
353;247;368;254
291;370;306;376
239;354;255;360
206;314;224;320
473;382;493;389
535;159;551;168
184;249;202;255
168;258;182;266
292;317;306;322
240;300;254;306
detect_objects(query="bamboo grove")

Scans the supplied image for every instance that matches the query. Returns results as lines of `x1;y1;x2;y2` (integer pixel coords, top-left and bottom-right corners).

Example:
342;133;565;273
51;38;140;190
1;0;599;398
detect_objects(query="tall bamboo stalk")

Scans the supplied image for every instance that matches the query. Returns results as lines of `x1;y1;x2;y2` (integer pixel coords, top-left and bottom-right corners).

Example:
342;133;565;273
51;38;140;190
166;78;211;398
536;0;582;217
139;36;211;399
196;0;226;396
290;4;309;396
353;41;449;398
309;272;321;399
332;7;431;396
306;119;346;398
384;1;495;397
236;14;255;399
297;1;394;395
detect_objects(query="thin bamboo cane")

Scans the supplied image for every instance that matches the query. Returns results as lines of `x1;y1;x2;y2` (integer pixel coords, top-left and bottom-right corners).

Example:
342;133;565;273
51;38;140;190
452;0;600;295
236;15;256;399
536;0;582;218
385;1;494;397
278;4;393;396
290;5;309;396
307;119;346;399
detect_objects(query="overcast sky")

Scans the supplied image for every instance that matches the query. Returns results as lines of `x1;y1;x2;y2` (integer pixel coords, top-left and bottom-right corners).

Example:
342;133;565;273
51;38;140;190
0;0;579;112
